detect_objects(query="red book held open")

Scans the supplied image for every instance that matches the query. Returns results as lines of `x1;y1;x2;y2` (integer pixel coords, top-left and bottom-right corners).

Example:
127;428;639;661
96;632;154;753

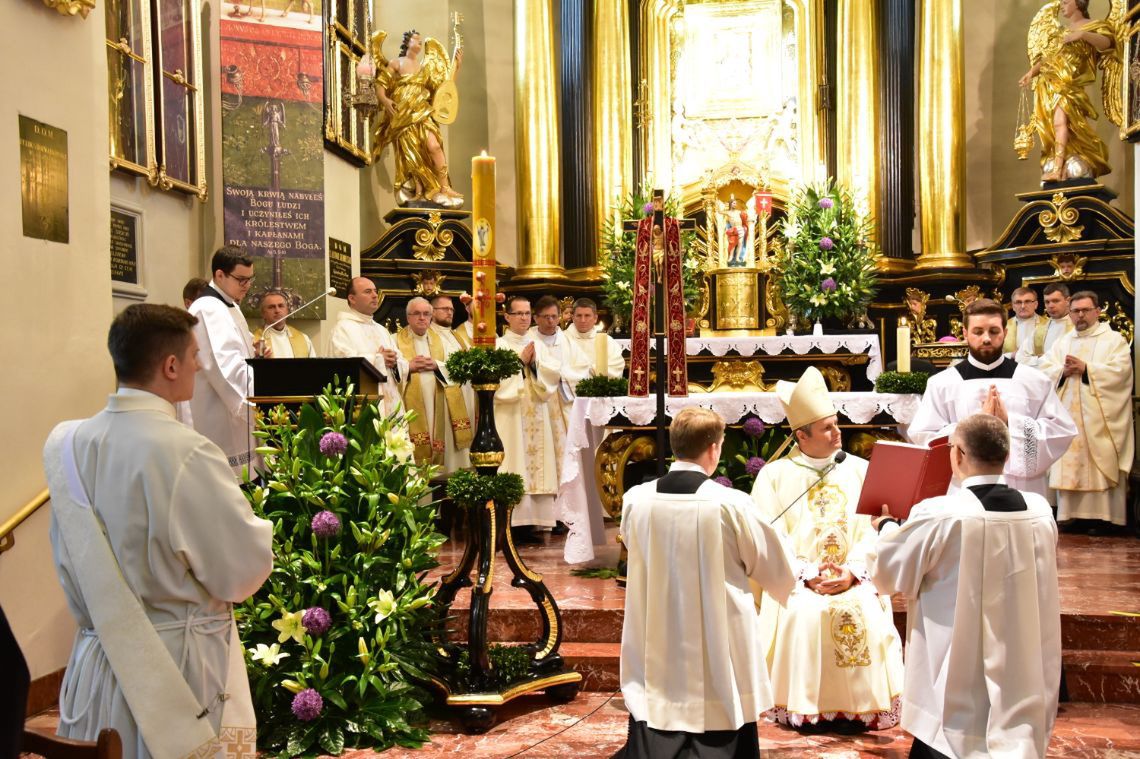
856;437;952;521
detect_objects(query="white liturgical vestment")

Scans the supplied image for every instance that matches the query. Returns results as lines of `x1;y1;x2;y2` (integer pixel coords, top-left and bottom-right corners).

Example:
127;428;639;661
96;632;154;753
750;452;904;728
188;283;257;474
563;326;626;384
496;330;562;527
908;355;1076;496
621;462;797;733
870;478;1061;758
1015;317;1072;368
1040;321;1135;525
47;389;274;758
327;309;408;416
431;322;473;472
528;326;582;429
255;324;315;358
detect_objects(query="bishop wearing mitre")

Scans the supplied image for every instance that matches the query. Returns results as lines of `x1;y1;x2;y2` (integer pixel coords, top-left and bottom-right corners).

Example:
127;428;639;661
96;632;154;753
396;297;472;471
496;295;563;531
750;366;904;731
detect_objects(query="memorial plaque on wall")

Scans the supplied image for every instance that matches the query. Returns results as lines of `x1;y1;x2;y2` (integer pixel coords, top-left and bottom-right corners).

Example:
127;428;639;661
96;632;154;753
110;207;140;284
19;115;69;243
329;237;352;298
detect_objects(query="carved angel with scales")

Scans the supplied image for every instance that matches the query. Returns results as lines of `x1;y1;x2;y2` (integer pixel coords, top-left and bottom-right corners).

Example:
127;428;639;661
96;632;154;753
371;24;464;209
1017;0;1125;183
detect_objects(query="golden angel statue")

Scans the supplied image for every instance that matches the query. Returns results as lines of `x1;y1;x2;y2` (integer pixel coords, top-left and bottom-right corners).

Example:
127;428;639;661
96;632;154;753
371;27;464;209
1018;0;1125;183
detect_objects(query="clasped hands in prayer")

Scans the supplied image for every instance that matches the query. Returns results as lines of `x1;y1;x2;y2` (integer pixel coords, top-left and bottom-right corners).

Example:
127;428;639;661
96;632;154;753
518;342;536;366
378;348;398;369
806;563;856;595
980;385;1008;423
1061;354;1086;378
409;355;438;372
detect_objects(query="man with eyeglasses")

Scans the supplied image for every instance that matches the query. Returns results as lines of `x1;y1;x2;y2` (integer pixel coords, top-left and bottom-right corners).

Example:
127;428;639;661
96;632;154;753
1040;290;1135;534
909;298;1075;497
869;413;1061;759
188;245;266;475
1016;283;1073;368
429;295;474;467
1002;287;1047;359
496;295;562;541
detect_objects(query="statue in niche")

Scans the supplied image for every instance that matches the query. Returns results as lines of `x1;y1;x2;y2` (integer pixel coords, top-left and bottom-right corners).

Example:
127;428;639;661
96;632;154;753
903;287;939;344
1018;0;1125;183
715;195;758;268
371;29;464;209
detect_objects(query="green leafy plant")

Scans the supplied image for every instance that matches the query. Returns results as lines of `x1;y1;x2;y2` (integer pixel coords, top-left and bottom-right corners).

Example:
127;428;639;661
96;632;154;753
450;644;535;693
238;383;446;755
713;416;787;492
599;186;704;329
445;469;525;510
444;347;524;385
874;371;930;395
775;180;878;322
574;376;629;397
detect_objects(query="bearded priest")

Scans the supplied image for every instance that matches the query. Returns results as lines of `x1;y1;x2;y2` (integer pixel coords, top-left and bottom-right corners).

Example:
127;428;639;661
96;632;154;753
750;366;904;732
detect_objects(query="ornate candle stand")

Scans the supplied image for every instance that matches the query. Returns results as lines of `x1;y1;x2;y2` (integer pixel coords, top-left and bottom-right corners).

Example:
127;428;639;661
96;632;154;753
434;351;581;733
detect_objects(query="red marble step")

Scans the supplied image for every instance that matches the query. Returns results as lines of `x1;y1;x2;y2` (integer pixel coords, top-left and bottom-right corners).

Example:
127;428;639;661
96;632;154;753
1063;650;1140;704
445;607;623;644
560;641;620;692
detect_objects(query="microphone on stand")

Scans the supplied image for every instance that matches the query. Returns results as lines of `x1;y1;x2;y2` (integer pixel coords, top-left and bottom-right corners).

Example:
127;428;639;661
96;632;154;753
769;451;847;525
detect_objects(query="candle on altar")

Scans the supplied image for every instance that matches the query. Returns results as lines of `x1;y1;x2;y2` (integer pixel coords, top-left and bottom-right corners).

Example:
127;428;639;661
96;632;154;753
896;317;912;374
471;151;497;346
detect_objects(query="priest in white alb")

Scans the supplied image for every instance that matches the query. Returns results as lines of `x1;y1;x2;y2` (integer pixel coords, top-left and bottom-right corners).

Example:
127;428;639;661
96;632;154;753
527;295;583;430
909;299;1076;496
869;413;1061;759
188;246;265;475
496;295;562;533
429;294;474;471
45;304;274;758
1039;290;1135;531
1015;283;1073;368
327;277;407;416
617;407;796;758
396;297;472;471
563;297;625;384
1003;287;1048;359
750;366;904;731
253;290;316;358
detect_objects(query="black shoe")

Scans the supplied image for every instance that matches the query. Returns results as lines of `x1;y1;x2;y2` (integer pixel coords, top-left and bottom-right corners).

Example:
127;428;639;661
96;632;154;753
551;521;569;536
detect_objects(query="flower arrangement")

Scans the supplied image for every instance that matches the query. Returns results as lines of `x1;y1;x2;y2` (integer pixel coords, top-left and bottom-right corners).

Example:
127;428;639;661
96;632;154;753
573;376;629;397
599;186;704;329
239;384;446;755
874;370;930;395
444;346;524;386
444;469;525;512
713;415;787;492
775;180;878;323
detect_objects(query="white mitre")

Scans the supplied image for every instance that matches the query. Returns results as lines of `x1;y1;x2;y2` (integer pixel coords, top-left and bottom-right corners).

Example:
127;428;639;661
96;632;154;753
776;366;836;430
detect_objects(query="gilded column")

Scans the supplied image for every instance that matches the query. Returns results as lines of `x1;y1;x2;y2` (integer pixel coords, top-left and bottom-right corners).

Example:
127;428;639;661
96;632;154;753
514;0;564;279
836;0;881;249
593;0;632;268
916;0;971;268
639;0;678;192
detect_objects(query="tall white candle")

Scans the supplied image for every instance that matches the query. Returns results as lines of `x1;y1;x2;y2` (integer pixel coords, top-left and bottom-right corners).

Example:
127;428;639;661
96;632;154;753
896;318;912;374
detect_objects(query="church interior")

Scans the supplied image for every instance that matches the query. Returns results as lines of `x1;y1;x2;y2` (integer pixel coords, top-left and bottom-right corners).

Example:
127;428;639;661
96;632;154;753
4;0;1140;756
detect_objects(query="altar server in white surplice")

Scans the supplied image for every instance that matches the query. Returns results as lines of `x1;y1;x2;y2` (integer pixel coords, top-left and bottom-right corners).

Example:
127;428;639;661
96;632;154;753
749;366;904;731
327;277;407;416
45;304;273;759
909;299;1076;497
1039;290;1135;530
563;297;626;386
869;414;1061;759
496;295;562;530
188;246;264;475
617;407;797;759
527;295;584;430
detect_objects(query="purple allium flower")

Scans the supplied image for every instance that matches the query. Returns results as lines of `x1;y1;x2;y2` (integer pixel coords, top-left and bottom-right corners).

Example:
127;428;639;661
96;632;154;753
745;456;767;476
821;278;837;292
818;237;834;251
742;417;766;438
713;476;733;488
818;197;834;210
642;202;655;216
311;510;341;538
291;688;323;721
319;431;348;457
302;607;331;636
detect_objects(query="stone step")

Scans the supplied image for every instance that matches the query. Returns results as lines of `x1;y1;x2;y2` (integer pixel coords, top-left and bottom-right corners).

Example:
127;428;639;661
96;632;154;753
560;641;620;692
1063;650;1140;704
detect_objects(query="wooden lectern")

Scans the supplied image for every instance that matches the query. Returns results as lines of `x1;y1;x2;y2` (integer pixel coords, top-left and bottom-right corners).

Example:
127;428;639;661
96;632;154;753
246;358;387;405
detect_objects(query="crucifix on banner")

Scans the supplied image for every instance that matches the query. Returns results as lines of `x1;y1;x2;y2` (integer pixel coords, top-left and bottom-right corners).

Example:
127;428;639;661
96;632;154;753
624;188;696;476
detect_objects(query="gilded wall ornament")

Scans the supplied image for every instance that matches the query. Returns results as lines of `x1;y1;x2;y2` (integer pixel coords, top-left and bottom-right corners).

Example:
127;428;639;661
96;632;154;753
1039;192;1085;243
412;211;453;261
43;0;95;18
902;287;939;344
410;270;446;296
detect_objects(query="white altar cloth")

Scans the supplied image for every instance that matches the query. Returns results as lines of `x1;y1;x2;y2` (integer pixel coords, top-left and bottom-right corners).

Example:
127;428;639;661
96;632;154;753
556;392;921;564
612;334;884;382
